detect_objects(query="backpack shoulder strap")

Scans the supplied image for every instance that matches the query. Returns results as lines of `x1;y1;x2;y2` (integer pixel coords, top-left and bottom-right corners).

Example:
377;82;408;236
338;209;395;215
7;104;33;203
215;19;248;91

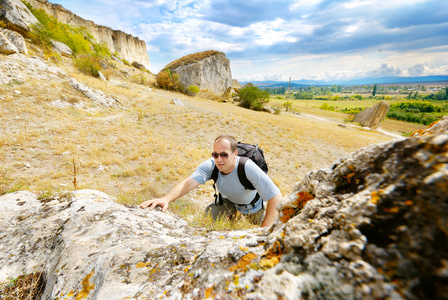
211;165;222;205
237;157;255;190
211;165;219;183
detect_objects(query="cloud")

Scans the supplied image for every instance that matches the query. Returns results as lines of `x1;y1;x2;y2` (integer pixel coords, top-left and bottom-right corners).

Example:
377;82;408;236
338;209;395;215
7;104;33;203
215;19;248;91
52;0;448;80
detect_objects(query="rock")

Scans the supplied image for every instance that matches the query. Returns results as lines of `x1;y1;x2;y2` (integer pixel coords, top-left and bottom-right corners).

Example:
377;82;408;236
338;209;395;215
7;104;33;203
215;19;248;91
131;61;146;70
412;115;448;136
0;32;19;55
98;71;107;81
171;98;184;106
164;50;232;99
0;135;447;299
51;40;72;57
353;101;390;129
232;79;242;90
1;28;28;54
25;0;151;69
69;78;123;108
0;0;39;34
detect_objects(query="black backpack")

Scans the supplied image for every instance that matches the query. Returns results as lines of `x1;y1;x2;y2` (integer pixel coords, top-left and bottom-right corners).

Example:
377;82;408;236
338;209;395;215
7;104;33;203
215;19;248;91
211;142;268;206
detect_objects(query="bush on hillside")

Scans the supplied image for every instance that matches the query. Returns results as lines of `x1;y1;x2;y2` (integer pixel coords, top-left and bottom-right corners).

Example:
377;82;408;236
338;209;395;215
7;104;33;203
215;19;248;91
238;86;270;111
156;68;183;92
187;85;200;96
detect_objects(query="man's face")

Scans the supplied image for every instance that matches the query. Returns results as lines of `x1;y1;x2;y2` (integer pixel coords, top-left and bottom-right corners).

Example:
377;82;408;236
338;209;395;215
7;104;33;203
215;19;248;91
213;139;237;175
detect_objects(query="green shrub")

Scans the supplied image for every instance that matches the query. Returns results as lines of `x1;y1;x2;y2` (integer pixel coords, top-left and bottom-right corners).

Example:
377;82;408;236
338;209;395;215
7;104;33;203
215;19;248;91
156;68;182;91
187;85;200;96
320;103;335;111
238;86;270;111
74;54;102;77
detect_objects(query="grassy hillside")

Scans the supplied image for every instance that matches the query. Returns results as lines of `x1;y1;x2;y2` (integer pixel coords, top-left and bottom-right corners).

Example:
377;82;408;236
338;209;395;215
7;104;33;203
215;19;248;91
0;55;405;203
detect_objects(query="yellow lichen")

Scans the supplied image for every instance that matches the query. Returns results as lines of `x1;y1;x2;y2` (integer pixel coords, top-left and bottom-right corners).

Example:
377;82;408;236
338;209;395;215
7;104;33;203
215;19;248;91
229;253;257;272
75;270;95;300
370;191;380;205
136;262;150;268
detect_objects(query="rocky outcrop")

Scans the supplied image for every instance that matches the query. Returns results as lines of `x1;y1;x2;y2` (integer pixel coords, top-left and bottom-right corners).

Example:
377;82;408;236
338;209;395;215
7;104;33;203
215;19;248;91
0;28;28;55
1;134;447;299
0;0;39;34
354;100;390;129
412;115;448;136
1;0;150;69
164;50;232;98
0;53;122;107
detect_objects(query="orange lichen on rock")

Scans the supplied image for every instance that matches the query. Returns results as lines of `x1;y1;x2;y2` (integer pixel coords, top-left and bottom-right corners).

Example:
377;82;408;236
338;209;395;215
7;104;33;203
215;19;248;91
280;208;295;223
280;191;314;223
229;253;258;272
205;286;215;298
370;191;380;205
296;191;314;209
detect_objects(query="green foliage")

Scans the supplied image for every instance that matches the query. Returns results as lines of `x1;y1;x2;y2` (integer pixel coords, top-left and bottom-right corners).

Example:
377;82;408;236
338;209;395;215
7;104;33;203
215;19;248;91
425;88;448;101
319;103;335;111
187;85;200;95
294;92;314;100
238;86;270;111
352;95;363;100
156;68;182;91
372;84;377;96
74;54;102;77
25;3;111;76
283;100;292;111
386;102;446;125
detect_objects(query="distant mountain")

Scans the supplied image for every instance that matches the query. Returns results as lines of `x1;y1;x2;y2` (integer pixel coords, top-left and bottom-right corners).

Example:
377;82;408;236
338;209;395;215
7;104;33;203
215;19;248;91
239;75;448;87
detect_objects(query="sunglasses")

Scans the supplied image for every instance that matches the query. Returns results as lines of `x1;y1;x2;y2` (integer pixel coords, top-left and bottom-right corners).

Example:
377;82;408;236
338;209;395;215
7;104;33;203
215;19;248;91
212;152;230;159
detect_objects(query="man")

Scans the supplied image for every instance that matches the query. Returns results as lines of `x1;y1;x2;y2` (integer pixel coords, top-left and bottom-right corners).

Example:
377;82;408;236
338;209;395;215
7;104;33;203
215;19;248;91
140;135;282;227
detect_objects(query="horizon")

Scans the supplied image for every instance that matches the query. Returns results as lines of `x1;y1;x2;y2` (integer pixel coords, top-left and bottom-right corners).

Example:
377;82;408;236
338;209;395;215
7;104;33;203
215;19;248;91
51;0;448;83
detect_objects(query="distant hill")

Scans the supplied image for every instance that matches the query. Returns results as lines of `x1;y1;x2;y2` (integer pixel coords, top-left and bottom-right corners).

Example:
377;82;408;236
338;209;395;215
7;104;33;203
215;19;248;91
240;75;448;87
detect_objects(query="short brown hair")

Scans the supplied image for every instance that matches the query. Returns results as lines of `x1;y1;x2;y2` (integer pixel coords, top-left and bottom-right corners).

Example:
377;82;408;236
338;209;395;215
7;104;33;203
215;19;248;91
214;135;237;152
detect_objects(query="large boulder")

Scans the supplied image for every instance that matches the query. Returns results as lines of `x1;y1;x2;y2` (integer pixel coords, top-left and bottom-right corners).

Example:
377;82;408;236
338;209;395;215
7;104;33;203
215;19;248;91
1;134;447;299
0;0;39;34
163;50;232;99
354;100;390;129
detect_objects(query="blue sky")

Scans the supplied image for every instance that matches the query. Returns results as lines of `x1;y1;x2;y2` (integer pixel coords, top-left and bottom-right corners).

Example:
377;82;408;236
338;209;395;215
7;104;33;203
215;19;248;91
52;0;448;82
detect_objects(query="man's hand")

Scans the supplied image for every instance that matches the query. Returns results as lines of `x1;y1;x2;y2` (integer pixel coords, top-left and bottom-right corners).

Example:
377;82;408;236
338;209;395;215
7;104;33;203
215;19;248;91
140;198;170;212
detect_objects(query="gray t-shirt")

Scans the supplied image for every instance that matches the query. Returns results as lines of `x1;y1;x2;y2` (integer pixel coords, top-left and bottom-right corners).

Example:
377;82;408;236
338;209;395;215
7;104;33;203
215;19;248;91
190;156;280;213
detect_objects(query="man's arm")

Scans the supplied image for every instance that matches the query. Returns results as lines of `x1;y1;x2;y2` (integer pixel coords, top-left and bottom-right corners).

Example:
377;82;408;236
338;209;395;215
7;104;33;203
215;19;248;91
261;193;282;227
140;177;201;212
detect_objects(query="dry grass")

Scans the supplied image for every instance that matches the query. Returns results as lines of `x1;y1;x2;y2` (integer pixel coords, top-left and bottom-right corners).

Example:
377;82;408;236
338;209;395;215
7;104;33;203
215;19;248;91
0;272;45;300
0;47;416;230
164;50;223;70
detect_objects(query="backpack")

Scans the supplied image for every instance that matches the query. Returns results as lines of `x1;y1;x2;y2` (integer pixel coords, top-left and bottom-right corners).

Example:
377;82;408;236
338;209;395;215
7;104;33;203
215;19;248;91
211;142;268;206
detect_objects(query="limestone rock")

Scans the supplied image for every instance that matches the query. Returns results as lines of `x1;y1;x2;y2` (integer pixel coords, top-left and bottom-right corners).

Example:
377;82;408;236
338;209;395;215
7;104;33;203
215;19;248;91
0;53;67;85
69;78;122;108
0;0;39;34
164;50;232;99
354;100;390;129
25;0;151;69
232;79;242;90
51;40;72;57
0;31;19;54
1;135;447;299
412;115;448;136
1;28;28;54
171;98;184;106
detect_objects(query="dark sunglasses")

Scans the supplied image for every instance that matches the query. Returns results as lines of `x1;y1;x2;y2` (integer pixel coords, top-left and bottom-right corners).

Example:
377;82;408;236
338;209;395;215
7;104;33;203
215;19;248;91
212;152;230;159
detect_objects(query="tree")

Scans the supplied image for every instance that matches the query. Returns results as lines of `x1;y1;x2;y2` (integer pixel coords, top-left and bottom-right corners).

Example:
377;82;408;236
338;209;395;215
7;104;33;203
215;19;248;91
372;84;377;96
